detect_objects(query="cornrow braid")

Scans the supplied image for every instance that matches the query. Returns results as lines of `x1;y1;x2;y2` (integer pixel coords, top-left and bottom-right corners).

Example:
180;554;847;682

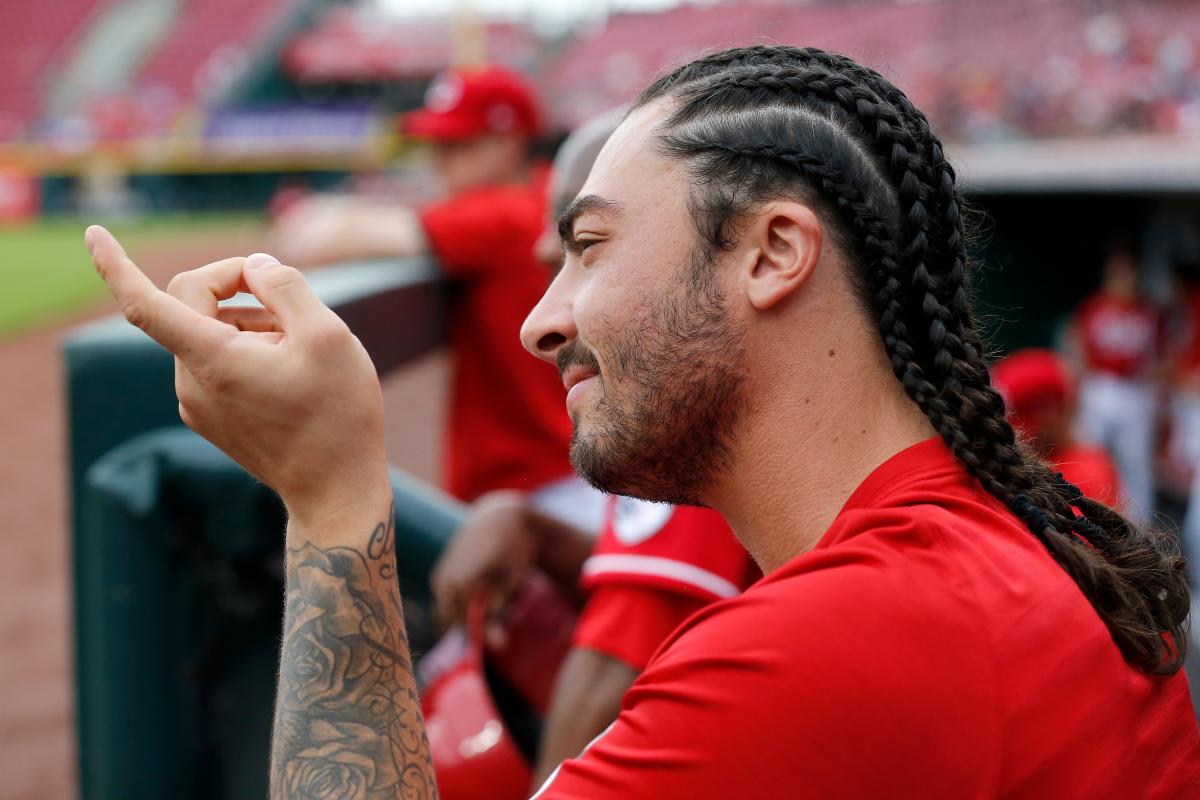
635;46;1189;674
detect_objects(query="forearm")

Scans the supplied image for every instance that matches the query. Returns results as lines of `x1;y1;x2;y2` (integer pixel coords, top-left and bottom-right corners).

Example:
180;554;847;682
525;506;595;600
270;486;438;799
532;647;637;788
333;206;428;263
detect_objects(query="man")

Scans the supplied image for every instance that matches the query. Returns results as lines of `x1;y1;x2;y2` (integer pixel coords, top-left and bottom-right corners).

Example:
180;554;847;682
87;45;1198;798
271;66;599;531
1068;242;1164;524
991;348;1123;507
432;110;757;789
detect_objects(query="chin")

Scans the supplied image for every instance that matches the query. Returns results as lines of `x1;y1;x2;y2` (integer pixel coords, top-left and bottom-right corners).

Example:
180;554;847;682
569;433;709;507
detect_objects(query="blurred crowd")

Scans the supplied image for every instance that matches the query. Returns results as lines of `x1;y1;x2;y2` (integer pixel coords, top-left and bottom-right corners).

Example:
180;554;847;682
928;8;1200;142
19;1;1200;149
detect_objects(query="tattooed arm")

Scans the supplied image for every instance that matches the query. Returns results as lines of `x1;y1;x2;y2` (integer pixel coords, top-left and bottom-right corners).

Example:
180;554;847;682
83;231;440;799
271;497;438;799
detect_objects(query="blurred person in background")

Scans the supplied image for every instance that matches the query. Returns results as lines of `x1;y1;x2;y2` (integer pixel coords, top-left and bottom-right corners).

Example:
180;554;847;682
269;66;603;534
992;348;1122;506
1068;241;1164;524
1168;259;1200;585
432;109;757;792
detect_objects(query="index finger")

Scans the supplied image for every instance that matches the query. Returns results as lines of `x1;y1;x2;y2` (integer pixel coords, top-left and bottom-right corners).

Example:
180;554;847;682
85;225;229;361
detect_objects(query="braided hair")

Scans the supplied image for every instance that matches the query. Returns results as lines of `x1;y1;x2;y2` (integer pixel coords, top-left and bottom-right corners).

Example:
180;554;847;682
634;45;1189;675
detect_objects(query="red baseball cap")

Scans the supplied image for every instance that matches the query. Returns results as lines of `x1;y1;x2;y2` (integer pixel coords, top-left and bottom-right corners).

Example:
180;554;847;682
991;348;1074;436
404;66;542;141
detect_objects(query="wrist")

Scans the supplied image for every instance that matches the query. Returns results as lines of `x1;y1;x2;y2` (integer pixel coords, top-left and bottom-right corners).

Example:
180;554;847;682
284;464;393;541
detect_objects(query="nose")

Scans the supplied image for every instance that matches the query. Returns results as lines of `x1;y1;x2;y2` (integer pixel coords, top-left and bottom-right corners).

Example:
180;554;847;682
521;268;577;366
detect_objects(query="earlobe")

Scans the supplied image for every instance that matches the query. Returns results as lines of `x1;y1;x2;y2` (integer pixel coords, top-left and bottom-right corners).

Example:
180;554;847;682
745;203;823;311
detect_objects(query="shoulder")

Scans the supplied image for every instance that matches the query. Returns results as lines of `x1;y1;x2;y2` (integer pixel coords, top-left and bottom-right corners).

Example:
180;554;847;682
646;505;997;699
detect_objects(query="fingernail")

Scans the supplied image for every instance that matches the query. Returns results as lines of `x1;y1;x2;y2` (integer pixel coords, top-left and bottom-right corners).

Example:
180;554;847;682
84;226;99;256
245;252;280;271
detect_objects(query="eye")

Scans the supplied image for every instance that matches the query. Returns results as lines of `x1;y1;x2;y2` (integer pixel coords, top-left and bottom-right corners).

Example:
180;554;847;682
564;236;605;257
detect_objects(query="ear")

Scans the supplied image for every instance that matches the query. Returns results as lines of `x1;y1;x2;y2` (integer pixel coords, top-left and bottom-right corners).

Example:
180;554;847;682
739;201;823;311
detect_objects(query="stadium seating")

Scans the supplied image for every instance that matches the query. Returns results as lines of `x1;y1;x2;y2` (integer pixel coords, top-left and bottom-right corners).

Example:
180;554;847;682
0;0;105;139
134;0;289;104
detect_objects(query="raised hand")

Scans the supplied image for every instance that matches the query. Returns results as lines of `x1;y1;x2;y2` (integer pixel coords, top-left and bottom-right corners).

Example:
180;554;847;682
85;225;389;526
86;225;439;798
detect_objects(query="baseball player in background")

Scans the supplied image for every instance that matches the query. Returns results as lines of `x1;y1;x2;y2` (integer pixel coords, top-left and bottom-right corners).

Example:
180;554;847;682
270;65;604;532
433;110;758;788
1068;241;1164;524
992;348;1123;507
87;45;1199;799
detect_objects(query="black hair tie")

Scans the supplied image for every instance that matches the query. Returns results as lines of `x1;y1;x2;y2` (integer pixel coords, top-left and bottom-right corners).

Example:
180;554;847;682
1070;516;1108;544
1053;472;1086;505
1012;494;1052;534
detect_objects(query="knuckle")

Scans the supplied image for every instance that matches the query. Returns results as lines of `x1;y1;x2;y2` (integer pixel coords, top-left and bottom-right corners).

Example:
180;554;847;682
177;402;196;430
121;298;149;331
308;318;349;350
262;263;304;290
165;272;189;297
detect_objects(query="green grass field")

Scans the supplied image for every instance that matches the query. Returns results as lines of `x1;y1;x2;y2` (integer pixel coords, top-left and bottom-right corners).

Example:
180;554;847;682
0;214;260;339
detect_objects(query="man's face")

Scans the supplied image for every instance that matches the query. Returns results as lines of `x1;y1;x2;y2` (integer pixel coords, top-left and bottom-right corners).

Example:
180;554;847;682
521;103;748;506
431;134;521;196
1104;251;1137;300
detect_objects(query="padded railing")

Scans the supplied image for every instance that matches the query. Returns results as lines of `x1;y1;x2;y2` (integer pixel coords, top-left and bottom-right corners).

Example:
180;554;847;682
64;258;462;799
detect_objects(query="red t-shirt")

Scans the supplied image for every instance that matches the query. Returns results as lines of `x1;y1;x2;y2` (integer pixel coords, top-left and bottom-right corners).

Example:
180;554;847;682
1074;293;1162;379
535;438;1200;799
572;498;758;670
1173;288;1200;380
572;586;710;672
420;168;573;501
1056;443;1124;508
580;497;758;600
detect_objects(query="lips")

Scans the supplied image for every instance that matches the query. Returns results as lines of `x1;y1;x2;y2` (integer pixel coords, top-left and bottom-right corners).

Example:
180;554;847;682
561;363;599;393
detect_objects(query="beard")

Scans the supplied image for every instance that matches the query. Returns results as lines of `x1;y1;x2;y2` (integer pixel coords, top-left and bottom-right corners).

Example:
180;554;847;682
561;251;748;506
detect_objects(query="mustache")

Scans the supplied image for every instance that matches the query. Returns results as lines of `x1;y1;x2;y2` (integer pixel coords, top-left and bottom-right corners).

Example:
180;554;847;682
557;340;601;377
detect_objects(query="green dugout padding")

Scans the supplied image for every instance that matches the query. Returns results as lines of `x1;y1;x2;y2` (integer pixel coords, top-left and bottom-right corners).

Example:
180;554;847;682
64;258;458;800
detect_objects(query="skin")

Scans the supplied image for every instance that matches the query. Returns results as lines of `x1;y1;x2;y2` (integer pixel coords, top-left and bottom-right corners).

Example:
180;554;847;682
523;100;934;571
429;490;593;631
532;648;636;787
268;132;528;268
86;98;935;796
431;117;639;787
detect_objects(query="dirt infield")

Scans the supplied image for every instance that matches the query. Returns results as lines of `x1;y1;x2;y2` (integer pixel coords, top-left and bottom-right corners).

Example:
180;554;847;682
0;229;445;799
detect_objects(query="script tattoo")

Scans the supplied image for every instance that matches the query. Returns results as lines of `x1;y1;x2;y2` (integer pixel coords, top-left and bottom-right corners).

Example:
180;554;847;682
270;502;439;799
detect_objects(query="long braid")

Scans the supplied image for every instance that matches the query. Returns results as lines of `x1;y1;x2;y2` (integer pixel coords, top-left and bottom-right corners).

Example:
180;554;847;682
637;47;1189;674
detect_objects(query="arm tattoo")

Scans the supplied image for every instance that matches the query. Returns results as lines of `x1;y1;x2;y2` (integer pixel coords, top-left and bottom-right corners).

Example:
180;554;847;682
270;501;439;799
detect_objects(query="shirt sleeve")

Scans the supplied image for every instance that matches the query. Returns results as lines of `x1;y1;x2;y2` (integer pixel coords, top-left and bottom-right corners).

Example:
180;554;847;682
419;191;534;279
534;557;995;799
571;585;710;671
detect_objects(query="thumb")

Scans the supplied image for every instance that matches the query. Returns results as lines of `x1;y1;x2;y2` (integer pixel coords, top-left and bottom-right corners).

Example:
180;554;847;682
241;253;329;332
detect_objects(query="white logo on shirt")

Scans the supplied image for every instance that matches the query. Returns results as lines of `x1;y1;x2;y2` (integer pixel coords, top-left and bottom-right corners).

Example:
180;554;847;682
611;497;674;545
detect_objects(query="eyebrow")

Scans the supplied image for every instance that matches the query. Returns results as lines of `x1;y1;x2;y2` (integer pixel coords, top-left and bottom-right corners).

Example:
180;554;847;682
557;194;623;247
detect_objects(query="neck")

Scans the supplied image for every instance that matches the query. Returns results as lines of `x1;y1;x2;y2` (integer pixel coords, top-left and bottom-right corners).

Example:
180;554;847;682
707;339;936;575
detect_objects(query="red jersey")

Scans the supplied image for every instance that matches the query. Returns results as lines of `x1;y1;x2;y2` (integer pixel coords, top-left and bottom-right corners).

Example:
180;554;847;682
419;168;573;501
572;499;758;670
580;497;758;601
536;438;1200;799
1074;293;1162;379
1173;288;1200;381
1055;443;1123;508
